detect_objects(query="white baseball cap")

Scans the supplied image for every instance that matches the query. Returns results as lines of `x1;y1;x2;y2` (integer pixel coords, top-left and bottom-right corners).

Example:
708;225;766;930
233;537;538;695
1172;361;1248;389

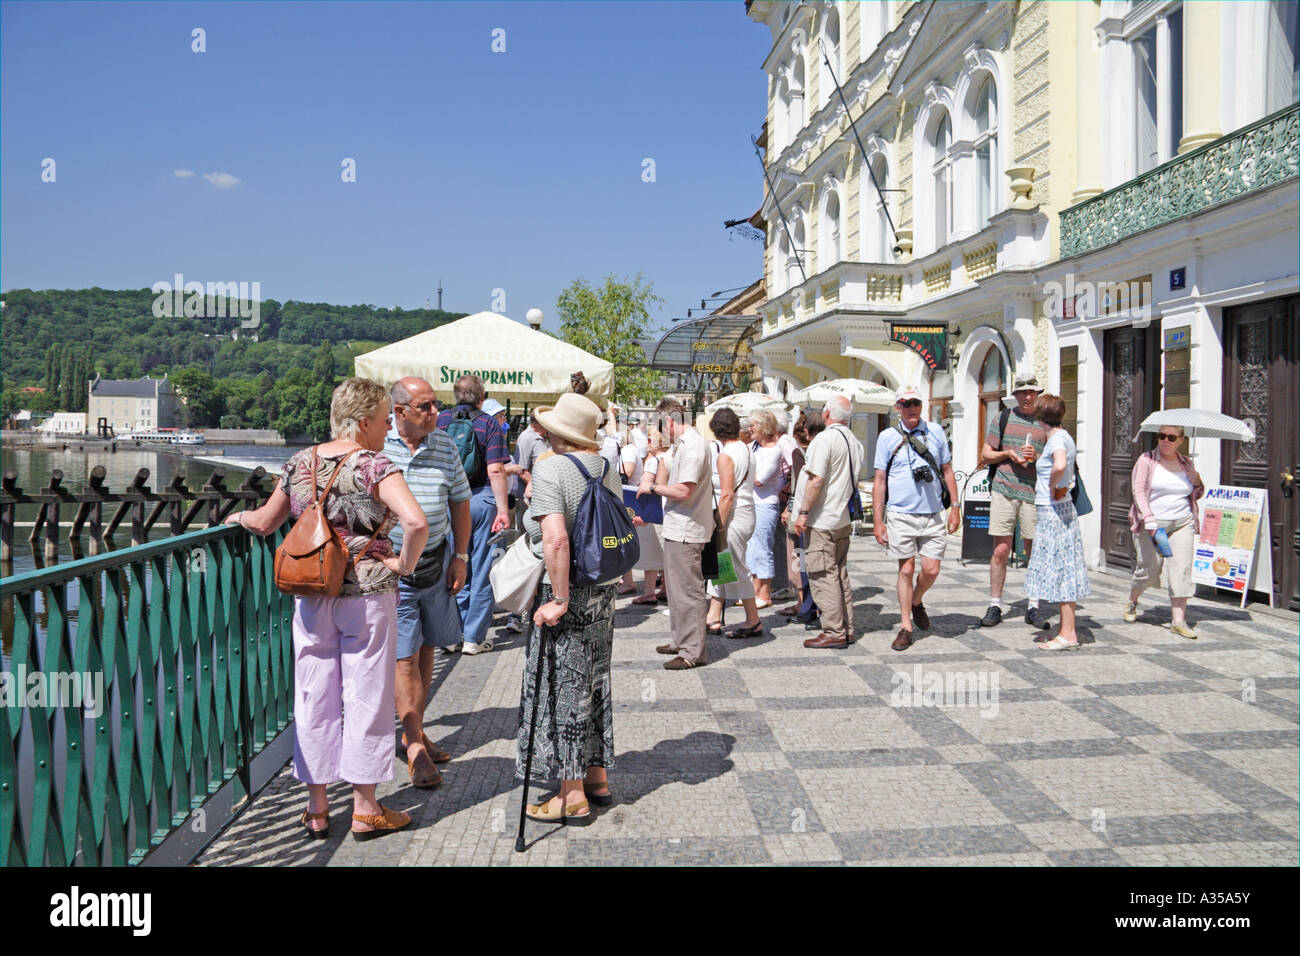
894;385;924;404
481;398;506;417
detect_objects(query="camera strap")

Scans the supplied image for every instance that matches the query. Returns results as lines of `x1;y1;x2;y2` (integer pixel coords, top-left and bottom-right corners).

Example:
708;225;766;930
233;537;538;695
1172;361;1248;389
885;424;951;508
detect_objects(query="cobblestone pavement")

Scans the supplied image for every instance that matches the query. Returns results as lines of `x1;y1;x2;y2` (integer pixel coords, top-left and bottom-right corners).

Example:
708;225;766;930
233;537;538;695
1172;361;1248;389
199;533;1298;866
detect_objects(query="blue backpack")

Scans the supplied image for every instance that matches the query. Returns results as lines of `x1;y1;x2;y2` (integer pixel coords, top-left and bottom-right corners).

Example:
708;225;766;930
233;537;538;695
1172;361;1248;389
562;453;640;586
445;407;486;483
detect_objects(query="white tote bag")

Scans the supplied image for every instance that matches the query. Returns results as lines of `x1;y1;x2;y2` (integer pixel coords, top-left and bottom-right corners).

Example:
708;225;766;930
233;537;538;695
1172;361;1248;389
490;535;545;615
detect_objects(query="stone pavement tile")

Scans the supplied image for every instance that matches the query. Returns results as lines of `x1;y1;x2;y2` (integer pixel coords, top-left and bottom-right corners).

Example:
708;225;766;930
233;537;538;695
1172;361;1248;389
1095;811;1292;846
611;667;705;701
1176;729;1296;751
988;738;1143;761
1063;697;1164;737
800;765;1010;831
1156;750;1299;811
765;705;932;752
738;769;827;833
998;657;1078;687
1089;679;1211;697
711;696;759;712
711;710;782;752
612;712;727;754
763;832;843;863
758;695;890;710
586;775;760;839
1209;747;1300;802
738;663;872;698
787;747;947;768
564;836;771;866
935;744;996;764
1255;809;1300;837
1017;755;1247;819
889;701;983;746
1176;648;1299;680
943;699;1120;745
832;824;1034;862
1136;652;1241;682
729;750;792;771
1115;841;1298;866
1042;684;1099;700
1046;848;1127;865
695;667;752;698
1245;693;1300;726
1110;691;1296;735
1016;819;1111;852
1036;653;1198;686
863;851;1054;865
1128;733;1199;754
955;761;1072;822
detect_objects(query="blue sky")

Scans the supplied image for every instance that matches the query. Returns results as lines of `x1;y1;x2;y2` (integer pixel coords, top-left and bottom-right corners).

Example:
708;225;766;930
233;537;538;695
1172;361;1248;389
1;0;770;334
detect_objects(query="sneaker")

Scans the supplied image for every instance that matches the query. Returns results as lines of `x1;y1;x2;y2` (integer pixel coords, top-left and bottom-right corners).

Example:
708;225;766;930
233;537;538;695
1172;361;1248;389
1025;607;1051;630
978;605;1002;628
506;614;524;633
1123;602;1138;624
440;642;463;655
1170;622;1199;640
461;638;494;655
772;587;798;601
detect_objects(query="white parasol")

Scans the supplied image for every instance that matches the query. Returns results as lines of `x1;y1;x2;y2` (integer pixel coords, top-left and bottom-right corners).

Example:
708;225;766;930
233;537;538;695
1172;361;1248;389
705;391;791;416
1134;409;1255;442
787;378;896;413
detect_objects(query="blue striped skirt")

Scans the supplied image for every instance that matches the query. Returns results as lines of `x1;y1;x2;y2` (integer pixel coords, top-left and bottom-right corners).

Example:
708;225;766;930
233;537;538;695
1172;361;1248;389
1024;501;1091;603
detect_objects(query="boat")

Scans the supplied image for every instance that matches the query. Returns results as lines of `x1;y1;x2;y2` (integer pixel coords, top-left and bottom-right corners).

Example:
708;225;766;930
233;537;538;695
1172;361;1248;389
170;431;206;445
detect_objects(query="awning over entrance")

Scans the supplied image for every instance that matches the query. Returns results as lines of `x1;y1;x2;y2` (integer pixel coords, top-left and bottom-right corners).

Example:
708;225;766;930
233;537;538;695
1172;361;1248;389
648;313;761;394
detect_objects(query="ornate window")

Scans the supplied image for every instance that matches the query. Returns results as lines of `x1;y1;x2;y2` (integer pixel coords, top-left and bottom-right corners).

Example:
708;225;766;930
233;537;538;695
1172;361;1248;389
820;8;841;110
1266;0;1300;114
820;187;842;268
1131;5;1182;172
859;1;889;63
932;113;954;247
862;153;892;262
973;77;998;226
977;347;1006;443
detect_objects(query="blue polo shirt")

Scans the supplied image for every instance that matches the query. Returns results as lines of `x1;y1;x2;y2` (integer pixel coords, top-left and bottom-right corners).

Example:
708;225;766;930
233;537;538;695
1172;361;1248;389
873;420;951;515
384;427;472;553
435;404;511;492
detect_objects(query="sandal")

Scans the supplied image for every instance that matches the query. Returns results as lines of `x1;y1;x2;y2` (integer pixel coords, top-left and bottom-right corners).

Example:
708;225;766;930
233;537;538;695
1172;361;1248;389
727;621;764;639
300;808;329;839
409;751;442;789
351;804;412;841
400;732;451;763
706;622;723;636
615;584;637;596
1038;635;1080;651
584;781;614;808
526;797;593;826
632;594;658;605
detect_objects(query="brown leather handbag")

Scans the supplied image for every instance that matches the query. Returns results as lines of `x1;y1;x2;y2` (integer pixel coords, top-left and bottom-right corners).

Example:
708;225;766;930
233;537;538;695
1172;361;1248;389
273;447;388;597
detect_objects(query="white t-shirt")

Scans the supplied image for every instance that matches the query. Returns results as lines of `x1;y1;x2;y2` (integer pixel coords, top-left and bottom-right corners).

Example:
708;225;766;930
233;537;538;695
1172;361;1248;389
599;433;621;476
712;440;755;516
1034;430;1076;505
752;443;785;503
620;442;644;486
631;426;648;459
1149;462;1193;522
803;423;864;531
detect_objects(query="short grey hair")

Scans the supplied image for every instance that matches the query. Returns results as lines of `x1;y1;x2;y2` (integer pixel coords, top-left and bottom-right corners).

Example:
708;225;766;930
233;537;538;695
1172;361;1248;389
391;380;413;407
453;374;484;407
824;396;853;422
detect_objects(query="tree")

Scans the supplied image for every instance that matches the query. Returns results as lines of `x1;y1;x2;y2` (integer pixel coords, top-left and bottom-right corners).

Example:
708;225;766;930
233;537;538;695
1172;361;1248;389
312;341;336;384
555;274;664;406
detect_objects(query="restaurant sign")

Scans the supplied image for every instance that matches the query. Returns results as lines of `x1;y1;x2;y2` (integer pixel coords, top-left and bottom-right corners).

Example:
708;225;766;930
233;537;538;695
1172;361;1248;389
890;323;949;371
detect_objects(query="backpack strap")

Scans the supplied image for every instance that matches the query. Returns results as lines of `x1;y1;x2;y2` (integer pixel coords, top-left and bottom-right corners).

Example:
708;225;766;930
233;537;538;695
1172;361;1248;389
835;426;859;507
562;452;605;484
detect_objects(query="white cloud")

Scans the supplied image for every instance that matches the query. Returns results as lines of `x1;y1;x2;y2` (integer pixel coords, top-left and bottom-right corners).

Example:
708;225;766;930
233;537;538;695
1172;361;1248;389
173;168;195;178
202;172;242;189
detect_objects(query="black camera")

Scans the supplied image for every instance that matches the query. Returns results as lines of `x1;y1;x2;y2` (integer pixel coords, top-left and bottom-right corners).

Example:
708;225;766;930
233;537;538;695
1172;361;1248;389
912;465;934;483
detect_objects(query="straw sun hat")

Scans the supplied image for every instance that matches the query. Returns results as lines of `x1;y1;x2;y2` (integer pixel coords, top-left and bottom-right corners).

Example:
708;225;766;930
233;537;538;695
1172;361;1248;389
536;393;601;450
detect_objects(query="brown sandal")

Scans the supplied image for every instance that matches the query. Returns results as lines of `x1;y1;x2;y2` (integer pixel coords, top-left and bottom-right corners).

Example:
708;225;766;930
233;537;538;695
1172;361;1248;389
300;808;330;839
400;731;451;763
409;751;442;789
351;805;412;841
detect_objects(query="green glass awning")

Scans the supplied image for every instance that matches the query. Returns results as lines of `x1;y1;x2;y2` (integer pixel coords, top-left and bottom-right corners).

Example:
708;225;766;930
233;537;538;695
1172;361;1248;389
647;313;761;393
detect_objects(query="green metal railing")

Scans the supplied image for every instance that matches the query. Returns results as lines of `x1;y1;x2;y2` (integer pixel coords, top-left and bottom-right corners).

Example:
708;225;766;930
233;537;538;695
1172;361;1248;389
0;524;293;865
1060;103;1300;258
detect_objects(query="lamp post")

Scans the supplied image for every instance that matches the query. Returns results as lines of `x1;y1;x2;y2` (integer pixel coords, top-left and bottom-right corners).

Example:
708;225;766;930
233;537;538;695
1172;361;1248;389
526;308;543;331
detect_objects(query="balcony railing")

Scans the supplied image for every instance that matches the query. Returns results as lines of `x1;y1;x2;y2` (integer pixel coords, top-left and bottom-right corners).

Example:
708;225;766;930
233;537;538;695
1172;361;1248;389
1060;103;1300;259
1;519;291;865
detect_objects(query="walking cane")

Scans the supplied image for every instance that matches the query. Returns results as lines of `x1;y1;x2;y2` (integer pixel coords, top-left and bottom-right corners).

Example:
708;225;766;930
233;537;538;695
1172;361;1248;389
516;599;548;852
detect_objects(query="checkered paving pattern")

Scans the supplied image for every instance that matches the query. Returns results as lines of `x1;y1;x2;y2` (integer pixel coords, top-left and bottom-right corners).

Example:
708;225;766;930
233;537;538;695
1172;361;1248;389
198;535;1298;866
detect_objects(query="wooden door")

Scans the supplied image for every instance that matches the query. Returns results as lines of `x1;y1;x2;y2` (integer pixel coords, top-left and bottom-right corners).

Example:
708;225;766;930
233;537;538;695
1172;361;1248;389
1102;325;1159;569
1222;297;1300;609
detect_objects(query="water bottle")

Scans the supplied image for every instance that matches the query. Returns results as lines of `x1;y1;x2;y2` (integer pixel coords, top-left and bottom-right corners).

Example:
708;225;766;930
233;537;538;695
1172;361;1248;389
1152;527;1173;558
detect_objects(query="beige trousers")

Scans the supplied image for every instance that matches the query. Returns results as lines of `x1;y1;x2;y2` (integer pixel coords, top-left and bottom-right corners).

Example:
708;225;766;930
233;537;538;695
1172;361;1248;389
663;539;708;662
805;525;853;641
1130;514;1196;600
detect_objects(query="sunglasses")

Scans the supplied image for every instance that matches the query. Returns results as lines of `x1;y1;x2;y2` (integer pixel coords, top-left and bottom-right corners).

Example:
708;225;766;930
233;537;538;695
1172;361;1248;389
1158;433;1181;442
898;400;922;409
400;400;437;413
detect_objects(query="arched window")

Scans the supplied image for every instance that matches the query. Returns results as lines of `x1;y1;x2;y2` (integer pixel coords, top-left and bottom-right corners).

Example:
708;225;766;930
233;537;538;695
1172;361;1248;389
860;1;888;63
977;347;1006;443
776;230;791;296
820;8;841;109
973;77;998;227
932;113;953;248
784;215;806;292
862;153;891;261
788;56;806;137
820;189;842;268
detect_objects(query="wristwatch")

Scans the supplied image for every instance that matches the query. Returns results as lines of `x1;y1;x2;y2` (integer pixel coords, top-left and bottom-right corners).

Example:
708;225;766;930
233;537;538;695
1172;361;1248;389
552;595;570;605
453;552;469;562
798;509;810;515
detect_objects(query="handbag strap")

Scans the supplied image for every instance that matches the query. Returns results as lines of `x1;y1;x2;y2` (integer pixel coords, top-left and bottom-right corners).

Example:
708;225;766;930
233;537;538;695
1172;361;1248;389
308;446;389;569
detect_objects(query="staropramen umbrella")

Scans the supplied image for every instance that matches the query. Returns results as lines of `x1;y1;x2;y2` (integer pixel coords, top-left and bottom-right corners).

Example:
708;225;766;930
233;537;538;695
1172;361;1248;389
705;391;791;416
1135;408;1255;442
353;311;614;405
787;378;896;413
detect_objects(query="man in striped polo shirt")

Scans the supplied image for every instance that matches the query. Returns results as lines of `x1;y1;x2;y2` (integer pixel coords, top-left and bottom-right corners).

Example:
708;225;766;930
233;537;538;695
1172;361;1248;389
386;377;472;788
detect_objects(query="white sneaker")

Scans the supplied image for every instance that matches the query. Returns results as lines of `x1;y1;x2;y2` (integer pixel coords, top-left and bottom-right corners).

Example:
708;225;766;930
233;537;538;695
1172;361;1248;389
462;638;494;655
440;642;463;654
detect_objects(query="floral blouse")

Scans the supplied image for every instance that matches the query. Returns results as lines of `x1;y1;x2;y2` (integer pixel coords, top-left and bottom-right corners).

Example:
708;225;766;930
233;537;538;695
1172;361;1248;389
279;448;401;596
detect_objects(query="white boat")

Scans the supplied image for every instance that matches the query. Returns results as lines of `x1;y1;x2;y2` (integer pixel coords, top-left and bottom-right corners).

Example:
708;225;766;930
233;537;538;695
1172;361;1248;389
170;431;206;445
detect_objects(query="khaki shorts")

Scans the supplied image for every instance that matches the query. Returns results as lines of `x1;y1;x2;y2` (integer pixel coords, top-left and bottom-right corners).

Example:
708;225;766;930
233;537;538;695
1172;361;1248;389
885;510;948;560
989;493;1038;539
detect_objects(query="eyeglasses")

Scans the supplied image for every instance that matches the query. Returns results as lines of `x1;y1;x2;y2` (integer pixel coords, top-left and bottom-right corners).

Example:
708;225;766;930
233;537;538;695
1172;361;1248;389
1158;433;1181;442
400;400;436;413
898;400;922;409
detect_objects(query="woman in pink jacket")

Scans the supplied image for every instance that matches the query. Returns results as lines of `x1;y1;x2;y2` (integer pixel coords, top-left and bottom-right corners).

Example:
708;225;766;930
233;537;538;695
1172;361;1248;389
1125;425;1204;638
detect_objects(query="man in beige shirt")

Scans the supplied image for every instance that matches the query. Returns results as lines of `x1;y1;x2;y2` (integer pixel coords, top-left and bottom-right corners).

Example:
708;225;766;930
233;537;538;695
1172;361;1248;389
792;396;864;649
642;397;714;669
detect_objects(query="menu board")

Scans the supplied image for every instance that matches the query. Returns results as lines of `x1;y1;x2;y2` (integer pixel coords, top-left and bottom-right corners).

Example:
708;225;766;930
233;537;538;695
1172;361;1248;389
1192;486;1273;608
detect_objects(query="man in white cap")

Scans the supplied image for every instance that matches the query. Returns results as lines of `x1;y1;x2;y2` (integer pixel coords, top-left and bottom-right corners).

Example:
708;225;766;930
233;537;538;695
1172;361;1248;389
872;385;961;651
978;372;1050;630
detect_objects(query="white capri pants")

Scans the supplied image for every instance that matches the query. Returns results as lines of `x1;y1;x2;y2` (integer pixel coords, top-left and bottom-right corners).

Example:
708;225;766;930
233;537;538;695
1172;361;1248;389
1130;514;1196;600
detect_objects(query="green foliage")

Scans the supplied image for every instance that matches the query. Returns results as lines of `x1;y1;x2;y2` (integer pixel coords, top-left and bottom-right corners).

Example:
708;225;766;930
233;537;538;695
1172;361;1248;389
555;274;664;406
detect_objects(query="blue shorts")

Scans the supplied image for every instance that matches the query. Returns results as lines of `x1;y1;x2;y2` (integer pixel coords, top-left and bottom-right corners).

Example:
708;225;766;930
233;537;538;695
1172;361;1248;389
395;577;464;659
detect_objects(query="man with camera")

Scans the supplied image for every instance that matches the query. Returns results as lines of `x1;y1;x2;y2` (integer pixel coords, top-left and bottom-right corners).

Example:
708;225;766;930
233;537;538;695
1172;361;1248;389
872;386;961;651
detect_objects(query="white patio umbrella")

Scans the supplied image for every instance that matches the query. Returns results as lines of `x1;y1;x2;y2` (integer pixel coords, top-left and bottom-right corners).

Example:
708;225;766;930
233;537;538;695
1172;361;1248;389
1134;409;1255;442
704;391;791;416
787;378;896;413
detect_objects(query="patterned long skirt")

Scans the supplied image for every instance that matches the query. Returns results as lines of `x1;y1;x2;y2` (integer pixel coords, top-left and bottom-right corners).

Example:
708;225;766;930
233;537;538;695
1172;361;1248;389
515;581;616;782
1024;501;1091;603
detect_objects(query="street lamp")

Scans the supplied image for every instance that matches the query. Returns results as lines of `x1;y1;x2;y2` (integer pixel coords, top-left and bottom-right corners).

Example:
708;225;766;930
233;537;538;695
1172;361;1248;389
526;308;543;331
